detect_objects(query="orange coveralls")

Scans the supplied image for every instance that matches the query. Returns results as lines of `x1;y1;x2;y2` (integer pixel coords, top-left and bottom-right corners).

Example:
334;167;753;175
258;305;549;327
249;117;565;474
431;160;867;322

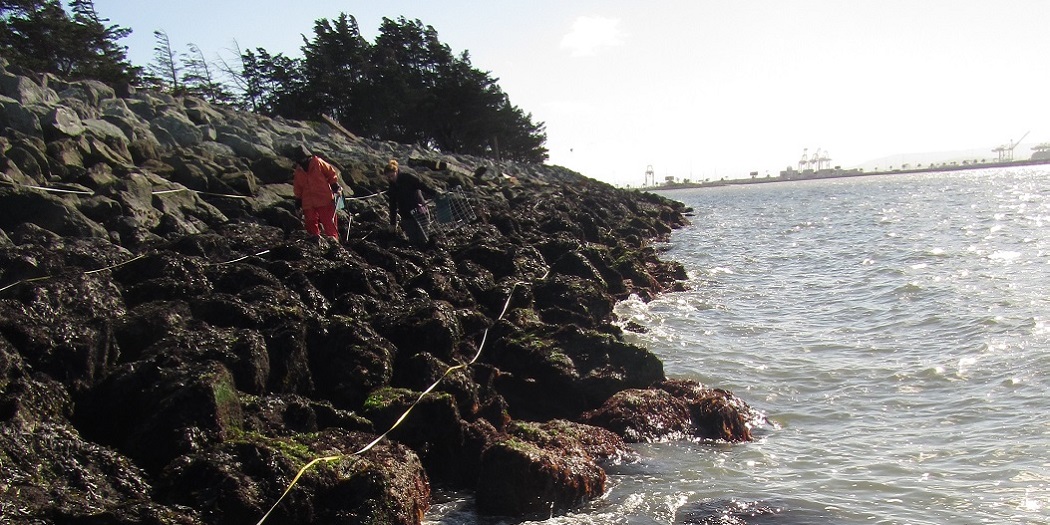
293;156;340;239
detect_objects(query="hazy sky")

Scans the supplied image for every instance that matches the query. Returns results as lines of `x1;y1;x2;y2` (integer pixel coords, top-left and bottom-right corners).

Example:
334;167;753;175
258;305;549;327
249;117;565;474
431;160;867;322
92;0;1050;186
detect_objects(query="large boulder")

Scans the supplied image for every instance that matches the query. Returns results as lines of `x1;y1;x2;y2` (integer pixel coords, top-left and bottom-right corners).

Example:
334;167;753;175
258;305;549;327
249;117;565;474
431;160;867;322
475;419;632;517
0;72;58;105
0;99;44;135
0;188;108;238
0;421;199;525
42;105;86;139
582;380;765;443
76;359;244;473
158;429;430;525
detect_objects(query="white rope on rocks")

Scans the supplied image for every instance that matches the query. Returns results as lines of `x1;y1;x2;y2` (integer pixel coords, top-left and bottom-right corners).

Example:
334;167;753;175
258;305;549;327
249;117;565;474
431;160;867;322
209;250;272;266
0;253;148;293
0;179;94;195
253;270;549;525
0;179;252;199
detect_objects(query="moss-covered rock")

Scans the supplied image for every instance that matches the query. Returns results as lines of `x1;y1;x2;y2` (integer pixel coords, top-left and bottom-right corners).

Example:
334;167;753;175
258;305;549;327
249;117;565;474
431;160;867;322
475;419;630;517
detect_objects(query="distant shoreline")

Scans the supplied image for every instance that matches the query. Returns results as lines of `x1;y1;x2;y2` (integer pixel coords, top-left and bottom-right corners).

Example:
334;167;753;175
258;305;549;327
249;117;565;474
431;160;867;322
647;157;1050;191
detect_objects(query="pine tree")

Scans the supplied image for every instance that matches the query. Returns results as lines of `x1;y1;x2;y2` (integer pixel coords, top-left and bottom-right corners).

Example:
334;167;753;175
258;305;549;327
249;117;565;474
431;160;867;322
182;43;232;103
1;0;78;75
300;13;371;128
146;29;181;93
68;0;138;83
0;0;138;83
237;47;306;118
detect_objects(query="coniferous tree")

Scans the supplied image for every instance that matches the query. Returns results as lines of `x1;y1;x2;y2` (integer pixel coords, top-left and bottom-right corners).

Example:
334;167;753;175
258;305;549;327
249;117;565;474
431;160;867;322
238;48;306;118
370;17;458;146
299;13;371;126
1;0;137;83
182;43;232;103
215;39;262;111
67;0;138;83
0;0;68;73
146;29;181;92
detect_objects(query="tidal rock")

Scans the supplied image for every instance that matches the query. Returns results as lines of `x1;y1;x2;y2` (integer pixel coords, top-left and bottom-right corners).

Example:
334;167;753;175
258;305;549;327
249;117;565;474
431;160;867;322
475;419;632;517
159;429;429;525
582;379;765;443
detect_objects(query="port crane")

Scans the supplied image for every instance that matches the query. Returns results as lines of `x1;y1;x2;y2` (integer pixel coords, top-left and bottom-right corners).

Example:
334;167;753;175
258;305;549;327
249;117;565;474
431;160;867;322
992;131;1030;162
798;148;808;171
644;165;655;187
816;150;831;170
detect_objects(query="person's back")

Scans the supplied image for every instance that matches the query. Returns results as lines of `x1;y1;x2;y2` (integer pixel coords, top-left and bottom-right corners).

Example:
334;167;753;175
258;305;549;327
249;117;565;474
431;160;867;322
292;146;341;240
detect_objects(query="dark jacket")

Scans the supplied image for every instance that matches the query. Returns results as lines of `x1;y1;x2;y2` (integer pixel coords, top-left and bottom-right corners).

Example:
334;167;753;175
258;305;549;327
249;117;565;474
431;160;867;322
388;170;437;225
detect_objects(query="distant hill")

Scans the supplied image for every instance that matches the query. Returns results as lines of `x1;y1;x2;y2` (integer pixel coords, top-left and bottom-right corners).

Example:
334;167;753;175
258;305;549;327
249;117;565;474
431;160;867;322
850;143;1043;171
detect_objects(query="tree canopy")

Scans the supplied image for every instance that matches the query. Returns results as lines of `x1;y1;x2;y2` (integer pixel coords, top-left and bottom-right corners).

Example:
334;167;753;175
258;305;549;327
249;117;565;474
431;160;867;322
0;0;139;84
238;15;548;163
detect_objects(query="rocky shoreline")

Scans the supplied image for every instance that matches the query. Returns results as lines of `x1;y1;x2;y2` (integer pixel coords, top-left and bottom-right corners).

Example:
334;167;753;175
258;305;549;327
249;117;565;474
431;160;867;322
0;61;763;524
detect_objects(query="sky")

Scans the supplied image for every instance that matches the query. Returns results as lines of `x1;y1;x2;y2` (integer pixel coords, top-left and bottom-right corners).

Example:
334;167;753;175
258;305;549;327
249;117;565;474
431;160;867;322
91;0;1050;187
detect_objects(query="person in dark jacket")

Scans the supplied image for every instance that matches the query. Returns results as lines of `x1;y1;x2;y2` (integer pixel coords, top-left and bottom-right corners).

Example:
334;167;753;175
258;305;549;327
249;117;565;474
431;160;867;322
385;159;437;244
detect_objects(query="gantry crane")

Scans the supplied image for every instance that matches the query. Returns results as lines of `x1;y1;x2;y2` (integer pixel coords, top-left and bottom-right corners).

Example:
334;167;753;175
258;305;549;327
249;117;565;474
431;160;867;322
993;131;1030;162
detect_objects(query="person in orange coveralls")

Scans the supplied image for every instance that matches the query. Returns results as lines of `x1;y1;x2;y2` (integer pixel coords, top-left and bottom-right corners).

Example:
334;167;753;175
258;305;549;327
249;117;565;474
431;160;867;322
292;145;342;241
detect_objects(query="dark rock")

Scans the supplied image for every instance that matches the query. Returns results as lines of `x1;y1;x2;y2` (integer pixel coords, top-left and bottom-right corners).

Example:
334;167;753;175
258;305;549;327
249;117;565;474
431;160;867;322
374;299;464;364
582;380;765;443
0;421;198;524
0;272;123;396
0;187;108;238
580;388;692;442
158;429;429;525
475;419;630;517
533;274;616;327
306;316;395;409
359;385;470;484
76;360;243;473
242;394;373;437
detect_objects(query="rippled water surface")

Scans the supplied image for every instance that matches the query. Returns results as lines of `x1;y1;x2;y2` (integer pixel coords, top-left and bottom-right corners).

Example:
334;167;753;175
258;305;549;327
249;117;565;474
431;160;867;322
428;168;1050;525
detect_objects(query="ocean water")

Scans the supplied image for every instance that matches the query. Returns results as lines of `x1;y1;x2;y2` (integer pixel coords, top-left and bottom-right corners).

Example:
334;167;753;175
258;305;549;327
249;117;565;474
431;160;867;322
427;167;1050;525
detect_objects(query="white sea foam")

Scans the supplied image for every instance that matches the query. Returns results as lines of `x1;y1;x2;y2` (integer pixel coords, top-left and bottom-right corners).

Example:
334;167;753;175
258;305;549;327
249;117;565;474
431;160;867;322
989;250;1022;262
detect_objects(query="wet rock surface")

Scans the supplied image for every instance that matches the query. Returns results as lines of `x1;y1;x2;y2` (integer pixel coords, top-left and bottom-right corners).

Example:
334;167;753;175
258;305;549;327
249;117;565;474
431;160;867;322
0;63;756;523
581;379;767;443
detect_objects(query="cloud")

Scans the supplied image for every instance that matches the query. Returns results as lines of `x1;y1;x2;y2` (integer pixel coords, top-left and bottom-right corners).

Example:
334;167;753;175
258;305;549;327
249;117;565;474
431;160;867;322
560;16;624;57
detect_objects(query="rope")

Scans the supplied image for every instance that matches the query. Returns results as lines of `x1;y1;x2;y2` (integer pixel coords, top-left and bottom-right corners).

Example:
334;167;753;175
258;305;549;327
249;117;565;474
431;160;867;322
0;254;148;293
253;272;547;525
1;178;258;200
151;187;252;199
0;179;94;195
344;190;385;201
209;250;272;266
0;275;49;294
